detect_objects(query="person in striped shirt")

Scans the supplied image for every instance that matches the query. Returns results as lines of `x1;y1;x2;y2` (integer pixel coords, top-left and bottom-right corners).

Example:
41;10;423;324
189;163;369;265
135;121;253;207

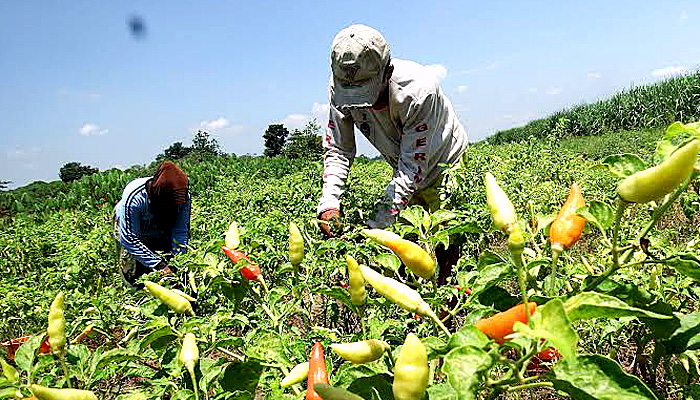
114;161;191;286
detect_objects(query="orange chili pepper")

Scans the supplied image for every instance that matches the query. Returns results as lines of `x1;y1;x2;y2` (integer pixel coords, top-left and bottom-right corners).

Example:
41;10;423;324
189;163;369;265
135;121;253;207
474;302;537;345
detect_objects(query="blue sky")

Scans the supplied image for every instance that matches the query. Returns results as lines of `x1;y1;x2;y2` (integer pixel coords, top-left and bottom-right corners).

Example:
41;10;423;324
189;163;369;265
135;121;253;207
2;1;700;188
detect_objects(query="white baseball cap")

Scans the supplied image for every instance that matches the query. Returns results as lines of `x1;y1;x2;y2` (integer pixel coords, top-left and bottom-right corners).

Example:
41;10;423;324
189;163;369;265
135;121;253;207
330;24;391;108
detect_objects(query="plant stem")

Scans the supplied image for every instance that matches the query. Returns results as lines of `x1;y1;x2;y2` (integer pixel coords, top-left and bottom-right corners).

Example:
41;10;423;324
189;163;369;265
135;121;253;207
638;182;688;241
584;199;628;291
513;252;532;324
61;357;72;388
506;382;554;392
189;367;200;400
547;247;562;297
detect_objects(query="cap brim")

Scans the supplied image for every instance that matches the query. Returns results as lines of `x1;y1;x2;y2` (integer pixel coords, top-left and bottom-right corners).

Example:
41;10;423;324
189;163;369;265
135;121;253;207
331;73;384;109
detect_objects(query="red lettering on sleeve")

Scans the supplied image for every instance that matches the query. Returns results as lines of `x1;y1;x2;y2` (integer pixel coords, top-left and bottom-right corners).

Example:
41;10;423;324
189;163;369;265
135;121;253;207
414;153;426;161
328;121;336;129
416;123;428;132
416;137;427;147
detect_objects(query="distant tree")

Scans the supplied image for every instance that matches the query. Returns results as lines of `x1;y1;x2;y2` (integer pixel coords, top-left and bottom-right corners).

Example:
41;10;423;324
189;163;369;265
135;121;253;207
0;180;10;190
283;120;324;159
59;162;99;183
263;124;289;157
191;130;221;157
156;142;192;161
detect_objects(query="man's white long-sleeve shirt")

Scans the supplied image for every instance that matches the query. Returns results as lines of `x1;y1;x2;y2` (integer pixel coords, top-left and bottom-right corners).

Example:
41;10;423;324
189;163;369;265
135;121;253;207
318;59;468;218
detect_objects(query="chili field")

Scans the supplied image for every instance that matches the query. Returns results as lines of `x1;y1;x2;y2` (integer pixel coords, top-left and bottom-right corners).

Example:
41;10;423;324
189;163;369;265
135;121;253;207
1;124;700;400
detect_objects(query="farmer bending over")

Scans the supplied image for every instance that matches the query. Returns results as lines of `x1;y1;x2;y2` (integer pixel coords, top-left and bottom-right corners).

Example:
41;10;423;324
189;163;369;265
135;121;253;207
114;161;191;286
317;24;468;236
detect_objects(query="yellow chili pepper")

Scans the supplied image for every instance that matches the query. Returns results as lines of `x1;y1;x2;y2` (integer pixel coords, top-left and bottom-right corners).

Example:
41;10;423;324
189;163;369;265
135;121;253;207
392;333;429;400
144;281;194;316
618;139;699;203
281;362;309;388
361;229;435;280
47;292;66;356
485;172;517;233
70;324;94;344
179;333;199;376
358;266;435;319
331;339;390;364
289;222;305;269
30;385;97;400
346;256;367;307
225;221;240;249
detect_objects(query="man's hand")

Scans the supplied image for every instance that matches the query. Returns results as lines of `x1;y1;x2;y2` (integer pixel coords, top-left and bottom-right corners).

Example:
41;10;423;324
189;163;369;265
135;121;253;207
319;209;342;237
157;261;176;275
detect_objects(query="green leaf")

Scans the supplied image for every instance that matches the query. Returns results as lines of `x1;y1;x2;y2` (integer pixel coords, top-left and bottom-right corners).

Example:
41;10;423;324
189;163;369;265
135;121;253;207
564;292;672;322
552;354;659;400
375;253;401;274
447;325;490;351
442;345;494;400
314;385;365;400
578;201;615;232
346;373;394;400
0;388;19;400
399;206;423;229
220;359;264;393
432;210;457;226
426;383;458;400
470;261;513;297
513;299;579;359
666;253;700;281
333;364;389;388
139;325;175;352
14;336;43;373
602;154;646;178
659;312;700;354
0;359;18;385
536;213;557;233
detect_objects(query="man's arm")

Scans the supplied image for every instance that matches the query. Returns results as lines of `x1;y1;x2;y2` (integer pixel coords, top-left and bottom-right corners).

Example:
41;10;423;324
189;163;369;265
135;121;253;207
171;194;191;255
317;102;357;216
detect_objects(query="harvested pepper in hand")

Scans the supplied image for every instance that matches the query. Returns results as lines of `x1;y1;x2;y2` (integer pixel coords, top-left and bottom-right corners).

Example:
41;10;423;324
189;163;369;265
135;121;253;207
345;256;367;307
393;333;429;400
47;292;66;356
306;341;329;400
474;302;537;345
550;182;586;255
30;385;97;400
617;139;700;203
485;172;518;233
331;339;390;364
281;362;309;388
225;221;240;249
289;222;305;270
361;229;435;280
144;281;194;316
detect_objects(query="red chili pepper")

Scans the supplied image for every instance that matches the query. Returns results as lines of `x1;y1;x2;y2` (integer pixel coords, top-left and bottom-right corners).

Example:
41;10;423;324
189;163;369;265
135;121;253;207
306;341;329;400
222;246;261;280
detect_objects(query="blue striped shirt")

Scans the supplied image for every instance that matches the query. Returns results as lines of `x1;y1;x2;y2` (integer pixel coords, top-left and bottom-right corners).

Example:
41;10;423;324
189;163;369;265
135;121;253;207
114;177;191;269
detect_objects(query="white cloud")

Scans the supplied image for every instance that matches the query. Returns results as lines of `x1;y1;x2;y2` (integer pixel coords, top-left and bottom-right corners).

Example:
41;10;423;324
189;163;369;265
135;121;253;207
112;164;126;170
546;87;563;95
199;117;230;132
587;72;603;80
78;123;108;136
652;66;687;77
456;85;469;94
425;64;447;83
282;113;310;130
681;11;688;20
527;87;538;94
502;114;514;120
